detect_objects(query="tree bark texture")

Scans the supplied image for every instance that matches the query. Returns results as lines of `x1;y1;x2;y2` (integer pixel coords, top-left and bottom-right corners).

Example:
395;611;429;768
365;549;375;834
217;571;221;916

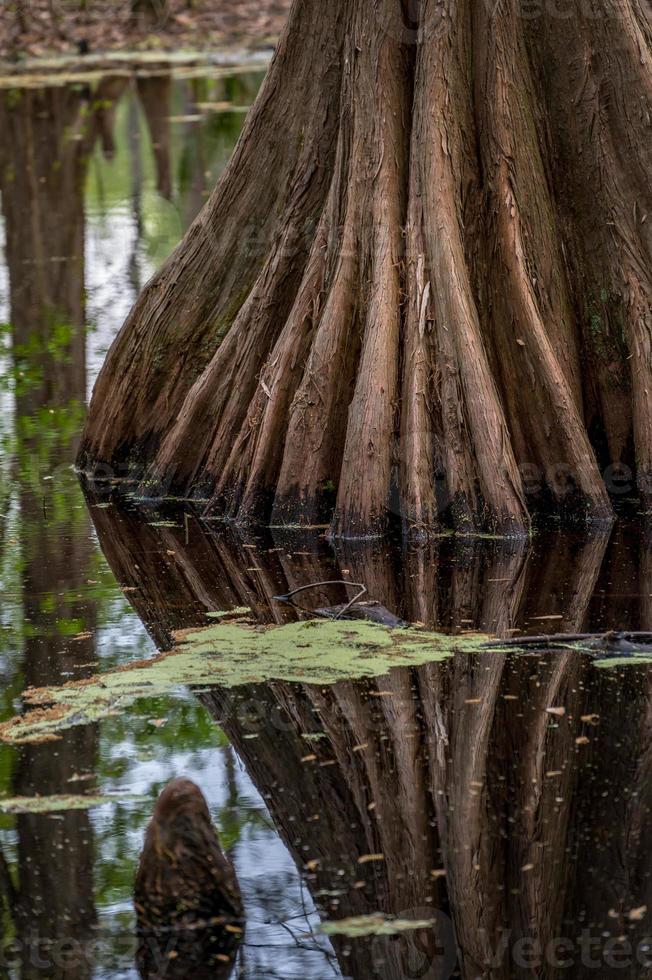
80;0;652;541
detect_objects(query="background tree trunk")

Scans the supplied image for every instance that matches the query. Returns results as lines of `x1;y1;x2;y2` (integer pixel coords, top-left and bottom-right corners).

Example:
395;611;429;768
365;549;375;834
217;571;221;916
130;0;170;27
80;0;652;539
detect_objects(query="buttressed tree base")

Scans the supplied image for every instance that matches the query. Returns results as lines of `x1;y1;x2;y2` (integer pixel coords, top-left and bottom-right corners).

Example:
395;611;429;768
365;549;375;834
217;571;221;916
79;0;652;539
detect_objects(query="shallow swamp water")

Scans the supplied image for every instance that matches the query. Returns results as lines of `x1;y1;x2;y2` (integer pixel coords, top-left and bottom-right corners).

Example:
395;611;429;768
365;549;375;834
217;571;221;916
0;65;651;980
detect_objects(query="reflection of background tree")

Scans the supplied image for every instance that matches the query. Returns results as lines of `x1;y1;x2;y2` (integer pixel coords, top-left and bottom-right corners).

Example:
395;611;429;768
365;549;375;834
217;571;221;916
88;502;652;979
0;68;269;975
0;81;125;977
136;75;172;202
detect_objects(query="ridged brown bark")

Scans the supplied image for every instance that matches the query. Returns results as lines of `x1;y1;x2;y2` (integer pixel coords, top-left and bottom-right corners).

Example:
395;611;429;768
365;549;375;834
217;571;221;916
80;0;652;538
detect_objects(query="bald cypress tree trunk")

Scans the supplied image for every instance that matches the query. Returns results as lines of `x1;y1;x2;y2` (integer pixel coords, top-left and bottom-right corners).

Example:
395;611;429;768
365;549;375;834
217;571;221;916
80;0;652;539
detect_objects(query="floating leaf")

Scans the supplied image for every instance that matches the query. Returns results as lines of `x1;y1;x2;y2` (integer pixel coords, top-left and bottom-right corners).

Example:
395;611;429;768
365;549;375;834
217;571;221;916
206;607;252;620
628;906;647;922
319;914;437;938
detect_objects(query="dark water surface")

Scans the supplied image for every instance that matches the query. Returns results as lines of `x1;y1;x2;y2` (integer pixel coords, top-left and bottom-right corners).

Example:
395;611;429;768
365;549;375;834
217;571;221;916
0;68;651;980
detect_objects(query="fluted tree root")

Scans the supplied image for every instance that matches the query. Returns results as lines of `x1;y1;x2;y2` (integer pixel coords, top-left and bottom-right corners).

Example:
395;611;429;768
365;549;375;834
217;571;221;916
79;0;652;540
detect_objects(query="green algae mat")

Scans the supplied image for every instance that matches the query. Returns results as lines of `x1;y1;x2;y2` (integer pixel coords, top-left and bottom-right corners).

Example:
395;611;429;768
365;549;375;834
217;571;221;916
0;794;144;814
0;616;487;745
2;616;647;745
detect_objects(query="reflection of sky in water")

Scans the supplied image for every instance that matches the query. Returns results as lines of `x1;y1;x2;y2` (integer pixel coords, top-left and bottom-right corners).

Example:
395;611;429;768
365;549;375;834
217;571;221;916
86;211;141;396
83;75;259;398
90;702;338;978
0;67;342;979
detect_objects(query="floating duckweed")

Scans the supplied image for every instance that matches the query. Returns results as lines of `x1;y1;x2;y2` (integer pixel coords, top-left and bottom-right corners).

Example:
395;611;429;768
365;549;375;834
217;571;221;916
0;619;487;744
3;619;642;745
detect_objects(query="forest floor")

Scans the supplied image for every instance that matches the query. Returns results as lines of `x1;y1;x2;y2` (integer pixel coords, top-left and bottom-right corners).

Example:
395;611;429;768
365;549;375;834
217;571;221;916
0;0;293;62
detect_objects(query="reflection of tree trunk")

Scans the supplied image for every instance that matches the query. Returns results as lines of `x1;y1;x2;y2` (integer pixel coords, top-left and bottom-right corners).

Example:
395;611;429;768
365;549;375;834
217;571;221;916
0;80;127;409
137;75;172;201
588;522;652;632
641;528;652;632
14;736;97;980
14;486;98;977
0;81;125;979
181;79;208;226
419;650;507;974
205;654;652;980
1;88;86;402
85;505;652;979
420;532;610;976
94;77;125;162
128;88;144;298
518;531;611;634
560;670;652;980
201;680;443;980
